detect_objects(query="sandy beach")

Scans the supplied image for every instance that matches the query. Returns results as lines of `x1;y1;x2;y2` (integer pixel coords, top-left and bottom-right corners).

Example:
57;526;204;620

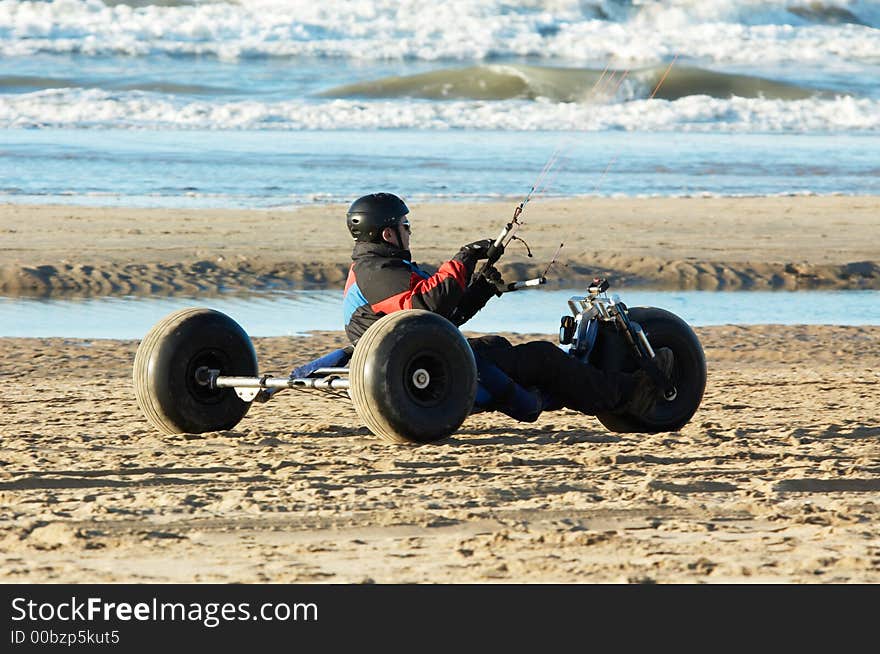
1;195;878;583
1;325;878;583
2;196;879;296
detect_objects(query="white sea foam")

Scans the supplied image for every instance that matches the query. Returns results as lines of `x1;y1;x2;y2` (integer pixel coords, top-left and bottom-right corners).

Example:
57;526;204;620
3;88;878;132
0;0;878;63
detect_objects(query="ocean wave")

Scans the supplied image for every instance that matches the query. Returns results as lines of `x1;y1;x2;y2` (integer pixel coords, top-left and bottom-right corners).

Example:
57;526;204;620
0;74;234;95
2;89;878;132
321;65;821;102
0;0;877;62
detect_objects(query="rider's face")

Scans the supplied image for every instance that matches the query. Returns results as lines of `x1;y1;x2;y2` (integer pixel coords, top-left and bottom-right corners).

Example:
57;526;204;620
382;218;411;250
399;218;411;250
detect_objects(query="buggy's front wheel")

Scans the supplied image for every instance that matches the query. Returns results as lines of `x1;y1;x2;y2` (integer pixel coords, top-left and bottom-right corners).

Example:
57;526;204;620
595;307;706;433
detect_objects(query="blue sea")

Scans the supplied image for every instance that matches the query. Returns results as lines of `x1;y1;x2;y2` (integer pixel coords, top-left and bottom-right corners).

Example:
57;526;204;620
1;0;879;207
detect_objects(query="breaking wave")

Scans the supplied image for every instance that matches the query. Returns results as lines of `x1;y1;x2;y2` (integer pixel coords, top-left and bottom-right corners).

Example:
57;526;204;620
321;65;822;103
0;0;878;62
2;89;877;132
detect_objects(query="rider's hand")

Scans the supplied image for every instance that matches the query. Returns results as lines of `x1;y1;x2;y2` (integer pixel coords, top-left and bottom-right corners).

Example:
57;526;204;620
459;239;500;261
450;266;502;327
482;265;506;296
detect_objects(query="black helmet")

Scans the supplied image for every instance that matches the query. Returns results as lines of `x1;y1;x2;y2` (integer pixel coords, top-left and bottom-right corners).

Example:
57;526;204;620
346;192;410;242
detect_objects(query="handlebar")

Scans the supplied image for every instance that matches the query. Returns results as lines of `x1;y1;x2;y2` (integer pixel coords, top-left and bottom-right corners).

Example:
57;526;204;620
500;277;546;293
472;214;525;288
484;242;504;267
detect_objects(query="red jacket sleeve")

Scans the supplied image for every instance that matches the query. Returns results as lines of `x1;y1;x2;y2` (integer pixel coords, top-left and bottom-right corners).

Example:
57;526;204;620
365;249;480;319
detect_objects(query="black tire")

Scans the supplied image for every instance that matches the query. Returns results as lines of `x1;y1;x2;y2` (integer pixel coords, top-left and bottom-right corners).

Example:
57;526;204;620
133;308;258;435
594;307;706;433
350;310;477;444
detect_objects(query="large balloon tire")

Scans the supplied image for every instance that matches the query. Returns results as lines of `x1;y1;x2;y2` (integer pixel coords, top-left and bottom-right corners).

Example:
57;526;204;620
133;308;258;435
595;307;706;433
349;310;477;444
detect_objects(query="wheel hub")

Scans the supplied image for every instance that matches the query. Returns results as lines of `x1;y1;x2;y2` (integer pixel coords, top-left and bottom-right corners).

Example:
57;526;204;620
194;365;213;387
404;353;449;407
185;349;228;403
412;368;430;389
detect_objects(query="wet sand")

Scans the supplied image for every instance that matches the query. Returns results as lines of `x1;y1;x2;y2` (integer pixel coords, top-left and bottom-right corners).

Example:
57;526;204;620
1;326;878;583
2;196;879;296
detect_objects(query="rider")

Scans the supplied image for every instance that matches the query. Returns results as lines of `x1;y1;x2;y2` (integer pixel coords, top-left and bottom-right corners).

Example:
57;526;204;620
342;192;673;421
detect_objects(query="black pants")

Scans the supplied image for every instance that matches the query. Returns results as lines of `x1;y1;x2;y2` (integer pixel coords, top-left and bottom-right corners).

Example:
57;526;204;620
468;336;634;415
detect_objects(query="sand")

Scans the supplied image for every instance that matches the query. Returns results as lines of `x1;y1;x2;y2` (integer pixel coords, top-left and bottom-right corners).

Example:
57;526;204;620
1;195;878;583
2;196;879;296
1;326;878;583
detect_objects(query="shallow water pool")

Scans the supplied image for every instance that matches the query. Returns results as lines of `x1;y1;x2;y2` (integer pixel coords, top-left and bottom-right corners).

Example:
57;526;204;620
2;290;878;340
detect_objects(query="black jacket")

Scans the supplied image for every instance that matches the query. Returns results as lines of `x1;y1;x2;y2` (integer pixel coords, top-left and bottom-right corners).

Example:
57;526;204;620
343;241;481;343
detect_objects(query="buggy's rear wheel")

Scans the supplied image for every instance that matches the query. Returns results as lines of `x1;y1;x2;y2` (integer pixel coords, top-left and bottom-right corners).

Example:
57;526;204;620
349;310;477;444
133;308;258;435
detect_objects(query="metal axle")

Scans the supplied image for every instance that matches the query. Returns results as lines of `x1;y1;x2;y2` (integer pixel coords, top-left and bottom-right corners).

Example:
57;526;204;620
197;368;351;403
214;375;350;390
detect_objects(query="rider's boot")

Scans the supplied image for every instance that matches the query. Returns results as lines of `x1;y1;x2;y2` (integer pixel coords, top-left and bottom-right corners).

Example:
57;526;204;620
621;348;675;416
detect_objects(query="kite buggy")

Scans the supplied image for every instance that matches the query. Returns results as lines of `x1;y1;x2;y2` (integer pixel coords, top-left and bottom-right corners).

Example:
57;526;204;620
133;212;706;444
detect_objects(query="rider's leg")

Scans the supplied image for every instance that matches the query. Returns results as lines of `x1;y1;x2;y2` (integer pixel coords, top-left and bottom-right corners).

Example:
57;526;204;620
473;339;636;415
473;353;543;422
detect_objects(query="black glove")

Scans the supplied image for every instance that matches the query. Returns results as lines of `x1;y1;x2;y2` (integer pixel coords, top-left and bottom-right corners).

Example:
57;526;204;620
481;264;506;296
450;265;505;327
459;239;503;261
